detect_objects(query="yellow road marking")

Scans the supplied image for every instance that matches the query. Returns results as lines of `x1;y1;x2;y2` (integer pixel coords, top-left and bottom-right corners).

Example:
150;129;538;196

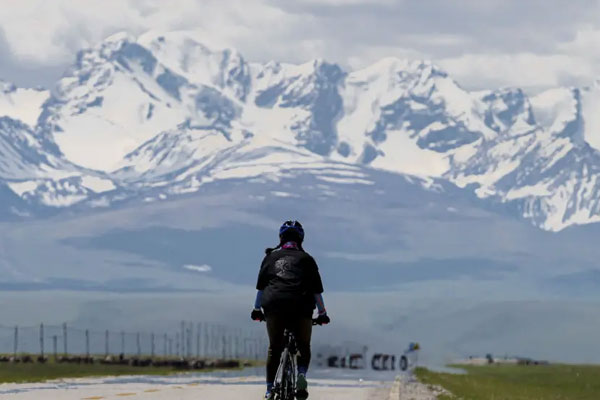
116;393;137;397
143;389;160;392
82;397;104;399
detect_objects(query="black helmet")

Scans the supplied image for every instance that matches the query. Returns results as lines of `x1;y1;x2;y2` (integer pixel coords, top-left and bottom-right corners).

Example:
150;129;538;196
279;220;305;243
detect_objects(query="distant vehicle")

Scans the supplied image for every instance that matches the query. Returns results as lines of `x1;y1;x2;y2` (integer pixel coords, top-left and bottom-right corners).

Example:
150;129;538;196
400;342;420;371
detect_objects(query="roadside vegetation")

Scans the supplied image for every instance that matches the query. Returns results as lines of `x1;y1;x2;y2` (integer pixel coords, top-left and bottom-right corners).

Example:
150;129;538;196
0;361;177;384
416;363;600;400
0;354;258;384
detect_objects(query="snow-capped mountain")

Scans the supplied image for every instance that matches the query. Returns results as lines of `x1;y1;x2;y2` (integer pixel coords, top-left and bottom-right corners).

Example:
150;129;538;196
0;80;48;127
3;31;600;231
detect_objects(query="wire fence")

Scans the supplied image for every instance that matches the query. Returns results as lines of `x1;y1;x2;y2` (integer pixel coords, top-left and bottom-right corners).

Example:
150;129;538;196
0;322;268;361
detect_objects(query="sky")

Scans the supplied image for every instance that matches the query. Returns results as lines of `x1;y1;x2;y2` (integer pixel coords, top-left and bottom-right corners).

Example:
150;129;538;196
0;0;599;91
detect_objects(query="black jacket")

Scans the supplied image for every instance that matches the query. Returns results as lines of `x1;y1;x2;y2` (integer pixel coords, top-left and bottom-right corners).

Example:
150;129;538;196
256;248;324;317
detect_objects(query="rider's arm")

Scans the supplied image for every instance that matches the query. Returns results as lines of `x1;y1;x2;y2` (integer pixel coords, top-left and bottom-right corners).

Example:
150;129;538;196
254;255;269;311
314;293;327;315
254;290;264;310
307;255;327;315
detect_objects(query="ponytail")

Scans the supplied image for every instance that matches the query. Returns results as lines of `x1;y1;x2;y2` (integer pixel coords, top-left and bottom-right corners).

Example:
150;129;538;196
265;243;282;255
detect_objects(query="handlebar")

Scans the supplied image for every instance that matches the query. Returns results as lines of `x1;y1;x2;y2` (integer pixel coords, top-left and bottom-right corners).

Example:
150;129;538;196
253;317;325;325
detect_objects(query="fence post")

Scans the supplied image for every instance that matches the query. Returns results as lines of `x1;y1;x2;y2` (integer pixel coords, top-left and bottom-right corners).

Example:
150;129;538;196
208;324;213;357
121;331;125;355
13;326;18;358
163;333;167;357
196;323;201;358
85;329;90;358
62;323;68;356
39;323;44;359
222;329;226;359
53;335;58;360
136;332;141;358
229;327;233;359
204;323;209;358
105;330;109;357
235;329;239;359
187;324;192;358
212;325;218;357
151;333;155;358
180;321;185;358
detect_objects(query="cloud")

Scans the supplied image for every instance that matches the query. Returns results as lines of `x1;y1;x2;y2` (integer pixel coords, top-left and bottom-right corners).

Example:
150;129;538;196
0;0;297;64
438;52;596;90
295;0;395;5
0;0;599;89
183;264;212;273
558;25;600;60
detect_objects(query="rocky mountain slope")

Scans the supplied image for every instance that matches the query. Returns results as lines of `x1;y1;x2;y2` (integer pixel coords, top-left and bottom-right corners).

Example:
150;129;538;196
2;31;600;231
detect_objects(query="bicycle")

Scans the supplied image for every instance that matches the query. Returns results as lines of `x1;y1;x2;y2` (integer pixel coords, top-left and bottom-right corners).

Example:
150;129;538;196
270;319;322;400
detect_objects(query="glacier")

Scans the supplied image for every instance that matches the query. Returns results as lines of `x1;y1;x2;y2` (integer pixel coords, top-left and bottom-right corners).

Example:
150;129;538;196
1;31;600;232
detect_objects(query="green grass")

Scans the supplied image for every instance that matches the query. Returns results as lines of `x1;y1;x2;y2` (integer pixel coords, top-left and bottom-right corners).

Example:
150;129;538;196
0;356;261;384
416;364;600;400
0;362;178;384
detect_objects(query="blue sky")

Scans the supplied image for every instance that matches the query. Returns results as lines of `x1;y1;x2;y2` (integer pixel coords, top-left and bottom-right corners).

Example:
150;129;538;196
1;0;599;90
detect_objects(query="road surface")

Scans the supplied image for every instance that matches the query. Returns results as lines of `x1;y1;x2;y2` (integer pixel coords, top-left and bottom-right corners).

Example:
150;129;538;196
0;369;396;400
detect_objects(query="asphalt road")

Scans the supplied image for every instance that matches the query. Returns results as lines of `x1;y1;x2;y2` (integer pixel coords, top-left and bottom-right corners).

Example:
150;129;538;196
0;370;396;400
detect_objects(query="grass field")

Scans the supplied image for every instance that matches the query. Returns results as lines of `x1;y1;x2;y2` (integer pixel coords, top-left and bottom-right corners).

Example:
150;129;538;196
416;364;600;400
0;356;257;384
0;361;185;384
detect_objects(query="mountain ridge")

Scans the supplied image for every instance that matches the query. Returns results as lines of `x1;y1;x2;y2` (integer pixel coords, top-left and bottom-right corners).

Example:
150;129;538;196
1;30;600;231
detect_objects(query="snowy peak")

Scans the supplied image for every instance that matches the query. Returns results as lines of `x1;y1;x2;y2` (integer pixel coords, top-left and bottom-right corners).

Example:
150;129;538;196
531;88;583;142
139;31;251;100
579;84;600;151
480;88;535;134
252;58;345;155
0;80;49;127
3;32;600;231
42;31;256;172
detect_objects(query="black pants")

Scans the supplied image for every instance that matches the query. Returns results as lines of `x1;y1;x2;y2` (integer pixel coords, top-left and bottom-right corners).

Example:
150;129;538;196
266;315;312;383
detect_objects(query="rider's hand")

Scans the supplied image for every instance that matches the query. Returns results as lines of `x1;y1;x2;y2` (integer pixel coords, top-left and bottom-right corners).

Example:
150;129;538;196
316;313;330;325
251;308;265;322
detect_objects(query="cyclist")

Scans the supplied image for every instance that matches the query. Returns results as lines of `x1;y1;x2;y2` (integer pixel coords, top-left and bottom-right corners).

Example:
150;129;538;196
251;220;330;400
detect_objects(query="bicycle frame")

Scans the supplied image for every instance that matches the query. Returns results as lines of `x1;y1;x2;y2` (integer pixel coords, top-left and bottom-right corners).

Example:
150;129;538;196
262;318;322;400
272;329;297;400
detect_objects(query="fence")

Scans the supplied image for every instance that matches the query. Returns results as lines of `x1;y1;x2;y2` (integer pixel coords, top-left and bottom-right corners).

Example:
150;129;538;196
0;322;268;361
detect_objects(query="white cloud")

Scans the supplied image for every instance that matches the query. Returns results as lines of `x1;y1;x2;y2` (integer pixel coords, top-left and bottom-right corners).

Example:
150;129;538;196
438;52;596;90
344;44;420;69
183;264;212;273
558;25;600;59
296;0;395;4
0;0;599;90
0;0;299;64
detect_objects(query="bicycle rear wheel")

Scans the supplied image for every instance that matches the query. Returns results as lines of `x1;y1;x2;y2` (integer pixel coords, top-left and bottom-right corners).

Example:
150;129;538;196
281;357;296;400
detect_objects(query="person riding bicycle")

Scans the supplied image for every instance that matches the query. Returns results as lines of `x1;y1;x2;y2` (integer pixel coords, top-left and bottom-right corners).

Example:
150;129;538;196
251;220;330;400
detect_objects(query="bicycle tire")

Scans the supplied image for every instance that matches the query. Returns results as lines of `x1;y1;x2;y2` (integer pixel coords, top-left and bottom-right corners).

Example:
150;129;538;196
274;348;293;400
400;355;408;371
283;352;296;400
